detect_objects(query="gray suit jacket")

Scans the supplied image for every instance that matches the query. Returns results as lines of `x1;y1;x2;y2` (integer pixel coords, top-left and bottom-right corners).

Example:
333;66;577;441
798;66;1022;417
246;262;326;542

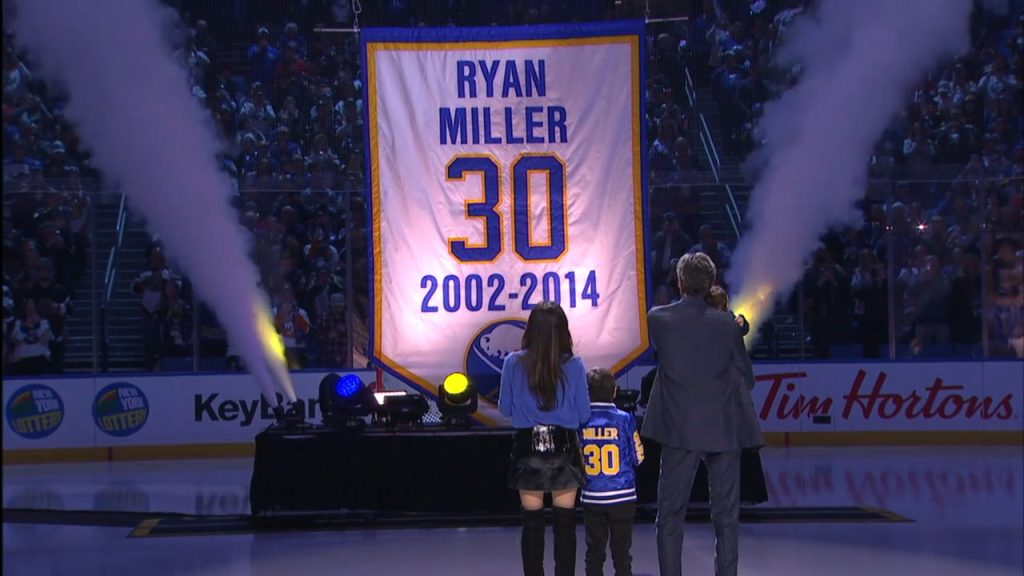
641;296;764;452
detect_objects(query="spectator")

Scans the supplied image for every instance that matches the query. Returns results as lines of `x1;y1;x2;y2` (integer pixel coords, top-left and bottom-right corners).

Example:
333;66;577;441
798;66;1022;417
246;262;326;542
648;121;677;177
303;227;340;271
7;299;53;374
988;237;1024;357
64;176;90;276
281;148;310;190
269;125;300;164
2;281;14;368
274;294;310;369
338;150;364;194
950;251;983;351
3;141;41;181
4;49;33;99
23;258;70;372
803;247;850;358
131;247;176;369
306;133;340;179
688;225;732;279
277;95;302;131
274;41;313;98
160;280;191;359
177;31;211;99
989;282;1023;359
35;221;73;289
279;204;308;245
239;83;277;138
672;136;697;173
903;123;936;178
248;27;279;86
976;56;1019;104
650;212;691;290
850;249;888;358
653;283;676;307
192;19;217;55
919;215;952;263
318;292;348;367
306;261;340;316
908;255;953;356
992;237;1023;300
277;22;308;59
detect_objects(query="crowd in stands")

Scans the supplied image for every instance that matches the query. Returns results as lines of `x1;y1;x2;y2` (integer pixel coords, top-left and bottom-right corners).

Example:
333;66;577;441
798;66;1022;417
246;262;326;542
149;15;372;370
686;0;1024;358
2;10;370;372
4;0;1021;373
3;32;93;374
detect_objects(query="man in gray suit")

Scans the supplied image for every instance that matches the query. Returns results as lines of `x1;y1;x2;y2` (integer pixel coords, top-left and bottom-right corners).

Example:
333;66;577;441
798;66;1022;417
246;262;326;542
642;252;763;576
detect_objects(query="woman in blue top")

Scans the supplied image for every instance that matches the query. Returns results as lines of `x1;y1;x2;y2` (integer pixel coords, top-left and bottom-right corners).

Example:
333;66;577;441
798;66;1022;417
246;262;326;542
499;301;590;576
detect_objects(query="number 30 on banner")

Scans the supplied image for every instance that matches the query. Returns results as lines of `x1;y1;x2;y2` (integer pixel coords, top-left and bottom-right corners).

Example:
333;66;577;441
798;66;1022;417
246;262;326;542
446;154;567;263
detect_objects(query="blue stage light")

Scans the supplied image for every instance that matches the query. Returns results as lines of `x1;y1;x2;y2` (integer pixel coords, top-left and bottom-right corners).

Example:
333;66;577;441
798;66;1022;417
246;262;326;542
319;373;371;429
336;374;364;399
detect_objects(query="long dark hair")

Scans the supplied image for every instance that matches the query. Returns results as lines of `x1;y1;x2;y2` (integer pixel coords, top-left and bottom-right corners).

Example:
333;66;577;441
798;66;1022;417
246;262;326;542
521;301;574;411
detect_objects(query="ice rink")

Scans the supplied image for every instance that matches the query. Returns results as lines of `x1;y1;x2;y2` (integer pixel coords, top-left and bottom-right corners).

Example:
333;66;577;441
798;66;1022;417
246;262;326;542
3;445;1022;575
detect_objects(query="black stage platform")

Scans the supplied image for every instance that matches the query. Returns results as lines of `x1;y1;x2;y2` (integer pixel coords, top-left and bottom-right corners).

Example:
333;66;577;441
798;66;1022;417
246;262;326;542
250;427;769;517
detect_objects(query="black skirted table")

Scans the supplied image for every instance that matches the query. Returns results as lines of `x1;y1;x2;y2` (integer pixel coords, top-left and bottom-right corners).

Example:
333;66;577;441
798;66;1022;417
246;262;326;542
250;427;768;516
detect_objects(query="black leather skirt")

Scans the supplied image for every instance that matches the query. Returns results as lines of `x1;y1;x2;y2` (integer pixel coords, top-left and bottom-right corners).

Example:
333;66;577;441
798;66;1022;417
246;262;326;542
509;425;586;491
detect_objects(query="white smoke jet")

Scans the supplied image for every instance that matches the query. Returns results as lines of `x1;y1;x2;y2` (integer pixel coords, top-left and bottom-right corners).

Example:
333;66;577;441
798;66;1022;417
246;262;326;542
13;0;295;404
727;0;974;336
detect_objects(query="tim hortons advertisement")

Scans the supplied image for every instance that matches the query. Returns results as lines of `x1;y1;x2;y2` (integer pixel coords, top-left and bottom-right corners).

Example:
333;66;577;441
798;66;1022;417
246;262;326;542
745;362;1022;432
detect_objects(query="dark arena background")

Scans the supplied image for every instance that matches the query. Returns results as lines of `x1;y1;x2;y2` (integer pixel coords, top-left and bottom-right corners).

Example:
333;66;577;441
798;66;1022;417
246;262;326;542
2;0;1022;575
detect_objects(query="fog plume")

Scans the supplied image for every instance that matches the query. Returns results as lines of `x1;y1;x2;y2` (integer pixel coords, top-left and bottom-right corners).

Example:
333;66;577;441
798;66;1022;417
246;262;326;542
14;0;295;403
727;0;973;335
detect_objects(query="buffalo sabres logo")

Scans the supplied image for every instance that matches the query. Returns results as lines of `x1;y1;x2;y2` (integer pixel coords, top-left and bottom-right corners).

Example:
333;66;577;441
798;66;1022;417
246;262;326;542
464;319;526;402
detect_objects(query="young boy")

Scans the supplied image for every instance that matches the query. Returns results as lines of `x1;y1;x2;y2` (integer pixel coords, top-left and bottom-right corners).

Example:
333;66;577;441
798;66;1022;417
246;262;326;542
707;285;750;335
580;368;644;576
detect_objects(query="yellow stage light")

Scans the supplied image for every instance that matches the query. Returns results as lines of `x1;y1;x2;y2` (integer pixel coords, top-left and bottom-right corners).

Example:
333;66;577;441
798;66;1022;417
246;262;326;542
439;372;477;427
442;372;470;396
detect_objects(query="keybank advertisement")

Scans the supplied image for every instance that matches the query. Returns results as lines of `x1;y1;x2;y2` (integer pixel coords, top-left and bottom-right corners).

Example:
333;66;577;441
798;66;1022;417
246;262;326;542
2;363;1021;452
2;371;377;450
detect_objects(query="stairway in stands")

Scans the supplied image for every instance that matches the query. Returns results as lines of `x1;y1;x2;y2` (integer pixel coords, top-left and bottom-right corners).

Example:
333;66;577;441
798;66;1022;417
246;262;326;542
685;73;805;359
62;194;115;371
63;197;153;371
104;209;156;370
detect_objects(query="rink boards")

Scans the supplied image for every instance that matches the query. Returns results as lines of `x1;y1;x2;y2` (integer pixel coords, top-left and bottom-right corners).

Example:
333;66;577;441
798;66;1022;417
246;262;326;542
2;361;1021;463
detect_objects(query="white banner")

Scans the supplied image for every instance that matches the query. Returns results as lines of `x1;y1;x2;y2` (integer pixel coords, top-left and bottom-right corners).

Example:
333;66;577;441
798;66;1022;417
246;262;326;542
362;23;649;406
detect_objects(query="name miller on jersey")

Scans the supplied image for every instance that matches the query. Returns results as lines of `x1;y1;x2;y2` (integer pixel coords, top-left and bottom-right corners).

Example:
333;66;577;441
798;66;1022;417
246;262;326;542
583;426;619;441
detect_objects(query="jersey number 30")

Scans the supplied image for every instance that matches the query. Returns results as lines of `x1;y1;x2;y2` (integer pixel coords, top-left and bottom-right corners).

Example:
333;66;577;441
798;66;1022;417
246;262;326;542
583;444;620;476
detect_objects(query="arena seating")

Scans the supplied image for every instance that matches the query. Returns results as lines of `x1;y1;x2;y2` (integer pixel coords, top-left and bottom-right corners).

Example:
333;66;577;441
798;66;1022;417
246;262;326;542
4;1;1021;375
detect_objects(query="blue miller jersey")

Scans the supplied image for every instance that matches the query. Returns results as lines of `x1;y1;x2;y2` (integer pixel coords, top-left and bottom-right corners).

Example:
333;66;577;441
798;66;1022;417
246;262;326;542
579;402;645;505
